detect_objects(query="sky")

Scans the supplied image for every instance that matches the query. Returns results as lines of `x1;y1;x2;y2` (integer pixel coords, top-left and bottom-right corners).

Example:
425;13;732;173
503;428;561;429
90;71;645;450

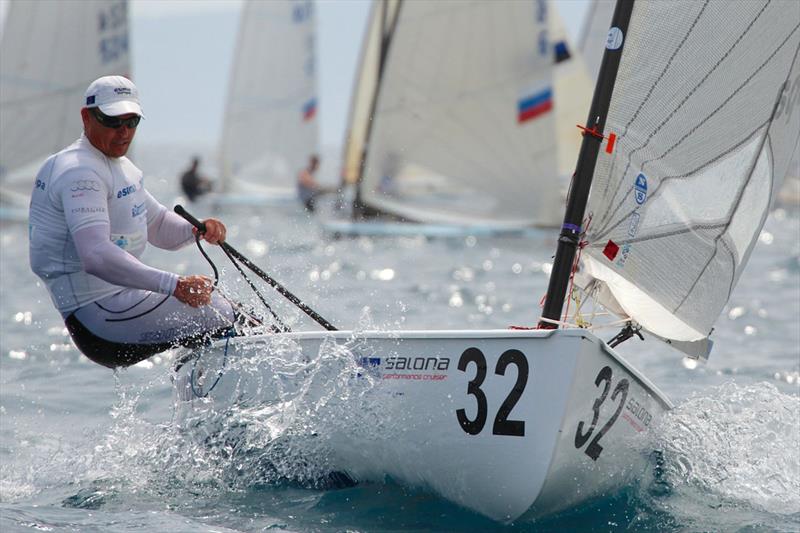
128;0;590;151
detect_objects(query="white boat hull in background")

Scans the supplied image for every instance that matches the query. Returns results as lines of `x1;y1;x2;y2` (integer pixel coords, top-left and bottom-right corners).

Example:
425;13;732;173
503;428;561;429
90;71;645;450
175;328;671;522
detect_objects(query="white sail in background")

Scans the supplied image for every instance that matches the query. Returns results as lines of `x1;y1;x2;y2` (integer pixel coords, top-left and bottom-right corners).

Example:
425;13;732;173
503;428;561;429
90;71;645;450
341;0;401;187
0;0;130;192
550;6;594;182
579;0;615;83
219;0;318;196
580;0;800;345
355;0;559;227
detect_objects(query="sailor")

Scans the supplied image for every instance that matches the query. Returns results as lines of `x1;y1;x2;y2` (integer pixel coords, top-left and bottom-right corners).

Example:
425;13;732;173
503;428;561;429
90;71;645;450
180;156;213;202
297;154;322;212
28;75;235;368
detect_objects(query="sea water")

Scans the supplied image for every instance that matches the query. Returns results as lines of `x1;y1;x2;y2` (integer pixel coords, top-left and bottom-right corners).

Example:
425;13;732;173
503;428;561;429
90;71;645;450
1;148;798;532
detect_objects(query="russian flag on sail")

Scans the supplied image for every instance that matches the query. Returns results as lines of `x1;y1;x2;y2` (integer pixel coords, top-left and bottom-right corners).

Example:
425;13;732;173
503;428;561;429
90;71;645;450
302;98;317;121
517;87;552;124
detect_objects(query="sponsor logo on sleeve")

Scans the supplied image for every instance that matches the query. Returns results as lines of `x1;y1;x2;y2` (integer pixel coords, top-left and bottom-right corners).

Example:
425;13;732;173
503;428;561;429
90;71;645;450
70;179;101;192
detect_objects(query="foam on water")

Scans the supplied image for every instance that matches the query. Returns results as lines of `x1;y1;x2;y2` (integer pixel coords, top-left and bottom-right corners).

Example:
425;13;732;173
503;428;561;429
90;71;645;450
644;381;800;529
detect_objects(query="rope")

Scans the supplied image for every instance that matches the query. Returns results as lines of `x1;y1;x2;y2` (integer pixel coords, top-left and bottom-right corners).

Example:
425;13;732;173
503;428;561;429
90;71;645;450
194;233;289;333
190;328;234;398
562;213;592;325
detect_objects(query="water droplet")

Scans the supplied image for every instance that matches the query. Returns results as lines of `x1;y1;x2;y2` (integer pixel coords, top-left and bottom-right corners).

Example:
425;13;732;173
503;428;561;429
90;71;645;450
728;306;745;320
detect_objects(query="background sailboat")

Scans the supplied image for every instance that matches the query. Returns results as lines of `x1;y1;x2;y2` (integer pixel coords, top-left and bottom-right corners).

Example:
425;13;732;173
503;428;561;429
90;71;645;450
0;0;131;221
337;0;561;232
216;0;319;207
328;0;595;237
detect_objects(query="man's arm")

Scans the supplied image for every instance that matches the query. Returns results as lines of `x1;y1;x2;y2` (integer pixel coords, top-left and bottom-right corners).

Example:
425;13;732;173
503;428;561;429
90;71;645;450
144;190;194;250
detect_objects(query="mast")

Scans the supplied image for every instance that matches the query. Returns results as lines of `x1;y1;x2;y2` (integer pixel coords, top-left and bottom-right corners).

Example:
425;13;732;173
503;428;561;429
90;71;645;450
538;0;634;328
352;0;403;219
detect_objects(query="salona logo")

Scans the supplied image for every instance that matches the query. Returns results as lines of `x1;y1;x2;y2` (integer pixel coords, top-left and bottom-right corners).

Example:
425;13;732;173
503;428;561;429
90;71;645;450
384;356;449;371
117;184;137;198
358;355;450;382
113;87;132;96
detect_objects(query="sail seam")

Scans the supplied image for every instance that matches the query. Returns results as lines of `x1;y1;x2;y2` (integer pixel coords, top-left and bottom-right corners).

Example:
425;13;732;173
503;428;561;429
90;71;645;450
595;16;800;238
596;1;775;234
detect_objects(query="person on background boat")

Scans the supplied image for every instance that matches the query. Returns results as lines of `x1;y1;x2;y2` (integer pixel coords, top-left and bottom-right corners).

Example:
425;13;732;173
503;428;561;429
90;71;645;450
297;154;323;212
180;156;213;202
28;75;236;368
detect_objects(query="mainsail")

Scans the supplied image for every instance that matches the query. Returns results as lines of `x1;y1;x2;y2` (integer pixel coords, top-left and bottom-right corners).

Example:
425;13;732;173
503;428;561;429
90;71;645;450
578;0;616;83
577;0;800;346
219;0;318;196
0;0;130;196
351;0;560;227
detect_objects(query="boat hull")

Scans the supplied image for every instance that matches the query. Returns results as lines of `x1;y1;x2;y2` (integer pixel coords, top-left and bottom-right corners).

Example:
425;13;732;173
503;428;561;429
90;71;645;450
174;328;670;522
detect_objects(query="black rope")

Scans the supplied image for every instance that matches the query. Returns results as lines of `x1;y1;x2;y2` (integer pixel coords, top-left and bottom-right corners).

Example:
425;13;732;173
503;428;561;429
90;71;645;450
194;233;220;286
219;244;291;333
194;233;288;332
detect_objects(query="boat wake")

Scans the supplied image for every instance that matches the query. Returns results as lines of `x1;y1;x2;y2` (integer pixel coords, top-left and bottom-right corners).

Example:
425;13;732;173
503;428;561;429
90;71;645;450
643;382;800;530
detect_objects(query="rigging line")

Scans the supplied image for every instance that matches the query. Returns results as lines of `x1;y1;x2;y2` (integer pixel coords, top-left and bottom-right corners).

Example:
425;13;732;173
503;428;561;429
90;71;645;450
595;1;782;232
589;119;771;242
219;244;291;333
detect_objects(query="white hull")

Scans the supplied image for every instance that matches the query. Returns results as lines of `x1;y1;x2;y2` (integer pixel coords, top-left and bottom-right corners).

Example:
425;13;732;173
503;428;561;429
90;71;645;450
174;328;671;522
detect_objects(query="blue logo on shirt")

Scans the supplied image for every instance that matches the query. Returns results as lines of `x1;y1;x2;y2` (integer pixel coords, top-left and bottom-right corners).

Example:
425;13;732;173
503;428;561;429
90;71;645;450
131;202;145;217
114;235;129;249
117;184;137;198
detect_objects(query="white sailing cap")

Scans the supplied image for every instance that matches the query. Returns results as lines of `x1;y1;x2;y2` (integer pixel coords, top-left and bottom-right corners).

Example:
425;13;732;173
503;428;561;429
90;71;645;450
83;75;144;117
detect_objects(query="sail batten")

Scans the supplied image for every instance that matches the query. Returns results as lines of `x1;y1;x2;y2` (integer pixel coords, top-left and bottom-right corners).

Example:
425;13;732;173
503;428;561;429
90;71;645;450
578;0;800;347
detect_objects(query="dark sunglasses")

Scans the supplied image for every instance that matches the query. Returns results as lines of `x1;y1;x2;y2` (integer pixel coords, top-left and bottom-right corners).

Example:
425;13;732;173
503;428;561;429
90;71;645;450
91;108;141;129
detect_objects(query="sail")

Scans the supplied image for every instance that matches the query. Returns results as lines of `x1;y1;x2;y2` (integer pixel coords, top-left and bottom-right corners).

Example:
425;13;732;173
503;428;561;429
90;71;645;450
579;0;616;82
580;0;800;344
0;0;130;184
356;0;560;227
219;0;318;194
550;6;594;181
341;0;401;187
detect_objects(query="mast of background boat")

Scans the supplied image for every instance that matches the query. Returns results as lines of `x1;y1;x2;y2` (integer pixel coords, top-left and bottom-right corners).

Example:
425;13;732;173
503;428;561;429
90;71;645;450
352;0;403;219
538;0;634;329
